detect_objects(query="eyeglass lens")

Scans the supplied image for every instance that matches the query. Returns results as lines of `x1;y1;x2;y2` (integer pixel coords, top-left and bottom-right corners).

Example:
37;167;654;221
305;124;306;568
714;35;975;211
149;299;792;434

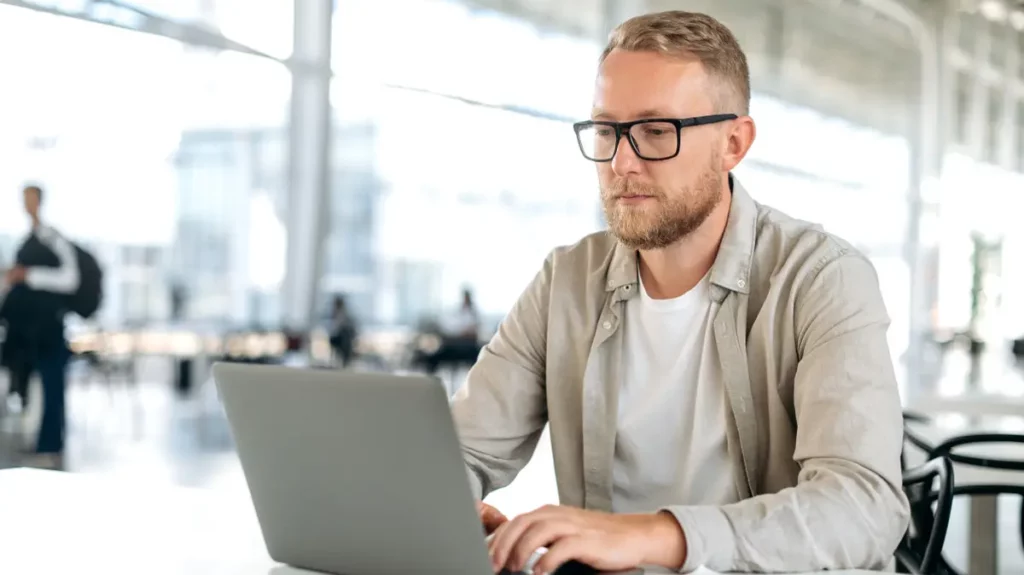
577;121;678;161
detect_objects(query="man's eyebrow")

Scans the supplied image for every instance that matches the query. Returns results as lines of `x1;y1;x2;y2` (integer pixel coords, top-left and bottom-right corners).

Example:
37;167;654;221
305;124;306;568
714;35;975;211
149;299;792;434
590;109;672;121
633;110;671;119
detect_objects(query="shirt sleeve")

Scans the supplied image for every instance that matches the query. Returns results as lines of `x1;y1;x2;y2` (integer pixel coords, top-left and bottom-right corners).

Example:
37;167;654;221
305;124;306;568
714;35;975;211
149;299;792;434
25;230;81;295
451;253;552;499
662;254;909;573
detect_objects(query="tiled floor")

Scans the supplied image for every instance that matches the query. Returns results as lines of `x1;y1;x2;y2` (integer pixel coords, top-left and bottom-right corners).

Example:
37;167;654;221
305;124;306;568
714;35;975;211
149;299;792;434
0;357;244;492
0;352;1022;573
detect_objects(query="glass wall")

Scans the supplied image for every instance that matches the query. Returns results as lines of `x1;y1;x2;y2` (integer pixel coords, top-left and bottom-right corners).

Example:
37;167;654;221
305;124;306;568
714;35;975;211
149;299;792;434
321;0;914;366
368;88;597;327
327;0;601;329
0;0;918;348
934;153;1024;342
0;4;290;329
736;94;912;366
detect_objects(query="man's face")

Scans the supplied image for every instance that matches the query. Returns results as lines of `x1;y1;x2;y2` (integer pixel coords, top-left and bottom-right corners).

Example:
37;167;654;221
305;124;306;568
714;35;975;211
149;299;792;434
23;189;40;220
594;49;727;250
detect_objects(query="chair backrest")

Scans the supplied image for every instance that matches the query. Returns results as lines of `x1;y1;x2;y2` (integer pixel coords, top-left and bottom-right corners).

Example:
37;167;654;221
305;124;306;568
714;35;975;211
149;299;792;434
932;432;1024;472
898;456;954;575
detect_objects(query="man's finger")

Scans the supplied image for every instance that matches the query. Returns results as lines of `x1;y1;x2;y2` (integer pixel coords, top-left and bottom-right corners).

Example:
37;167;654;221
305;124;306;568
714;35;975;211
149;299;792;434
484;513;508;534
489;512;539;572
531;536;588;575
480;504;508;534
487;519;506;553
507;520;574;573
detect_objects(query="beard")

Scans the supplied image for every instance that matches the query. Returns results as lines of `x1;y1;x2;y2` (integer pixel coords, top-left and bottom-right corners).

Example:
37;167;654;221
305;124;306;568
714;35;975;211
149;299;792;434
600;160;723;251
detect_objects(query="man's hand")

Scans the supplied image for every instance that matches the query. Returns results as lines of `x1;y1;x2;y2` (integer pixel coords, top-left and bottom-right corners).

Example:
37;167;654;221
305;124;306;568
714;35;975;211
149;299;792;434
486;504;686;574
478;501;509;535
5;266;26;285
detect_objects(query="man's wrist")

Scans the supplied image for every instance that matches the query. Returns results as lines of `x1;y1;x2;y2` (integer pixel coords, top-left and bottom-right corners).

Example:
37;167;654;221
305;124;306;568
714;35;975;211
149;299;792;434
636;511;687;570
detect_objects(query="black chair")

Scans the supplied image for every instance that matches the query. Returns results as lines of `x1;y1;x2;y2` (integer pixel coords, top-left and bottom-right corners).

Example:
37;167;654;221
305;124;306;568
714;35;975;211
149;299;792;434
924;432;1024;555
904;417;1024;573
897;456;955;574
925;432;1024;473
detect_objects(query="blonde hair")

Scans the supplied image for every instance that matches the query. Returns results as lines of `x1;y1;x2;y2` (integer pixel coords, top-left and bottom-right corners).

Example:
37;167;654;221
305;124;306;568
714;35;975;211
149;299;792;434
601;11;750;115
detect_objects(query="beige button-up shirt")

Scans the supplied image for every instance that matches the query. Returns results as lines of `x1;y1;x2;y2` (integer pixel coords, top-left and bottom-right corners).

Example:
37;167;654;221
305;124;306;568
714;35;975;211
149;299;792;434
451;177;910;572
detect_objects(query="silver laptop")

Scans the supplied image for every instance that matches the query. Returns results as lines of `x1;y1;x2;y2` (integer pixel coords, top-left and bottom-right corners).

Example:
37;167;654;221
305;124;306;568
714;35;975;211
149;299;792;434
214;363;640;575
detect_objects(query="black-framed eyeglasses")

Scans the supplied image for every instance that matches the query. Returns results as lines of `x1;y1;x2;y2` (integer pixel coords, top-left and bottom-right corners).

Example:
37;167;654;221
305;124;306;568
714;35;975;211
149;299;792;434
573;114;738;162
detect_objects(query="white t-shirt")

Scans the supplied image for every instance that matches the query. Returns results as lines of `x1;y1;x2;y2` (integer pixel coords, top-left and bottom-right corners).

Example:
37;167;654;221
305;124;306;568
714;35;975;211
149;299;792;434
612;270;739;513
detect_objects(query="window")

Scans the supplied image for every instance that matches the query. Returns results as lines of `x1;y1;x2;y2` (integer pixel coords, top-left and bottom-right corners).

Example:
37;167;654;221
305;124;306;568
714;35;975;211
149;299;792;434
986;88;1003;164
1017;101;1024;171
1019;32;1024;79
990;22;1007;70
957;13;978;55
955;70;973;146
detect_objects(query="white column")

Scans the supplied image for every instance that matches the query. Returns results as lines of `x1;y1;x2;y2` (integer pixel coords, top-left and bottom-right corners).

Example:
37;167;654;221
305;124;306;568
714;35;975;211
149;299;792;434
281;0;334;331
858;0;945;390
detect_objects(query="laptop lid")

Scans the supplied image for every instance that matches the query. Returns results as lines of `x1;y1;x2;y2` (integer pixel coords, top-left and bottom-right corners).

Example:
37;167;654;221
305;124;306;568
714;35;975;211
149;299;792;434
214;363;493;575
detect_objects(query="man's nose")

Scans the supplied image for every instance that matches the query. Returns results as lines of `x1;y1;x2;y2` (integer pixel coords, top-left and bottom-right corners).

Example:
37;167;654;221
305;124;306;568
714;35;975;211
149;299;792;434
610;135;642;177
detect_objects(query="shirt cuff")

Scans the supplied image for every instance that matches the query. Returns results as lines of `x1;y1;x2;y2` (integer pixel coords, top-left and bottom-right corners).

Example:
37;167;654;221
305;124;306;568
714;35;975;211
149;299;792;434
660;505;737;573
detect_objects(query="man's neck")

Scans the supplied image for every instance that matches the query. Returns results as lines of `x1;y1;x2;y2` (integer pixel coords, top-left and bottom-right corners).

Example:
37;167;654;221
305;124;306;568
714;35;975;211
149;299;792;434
638;186;732;300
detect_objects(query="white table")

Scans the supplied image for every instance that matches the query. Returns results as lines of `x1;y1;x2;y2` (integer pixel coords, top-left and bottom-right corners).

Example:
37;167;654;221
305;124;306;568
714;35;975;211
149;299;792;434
0;467;281;575
0;468;878;575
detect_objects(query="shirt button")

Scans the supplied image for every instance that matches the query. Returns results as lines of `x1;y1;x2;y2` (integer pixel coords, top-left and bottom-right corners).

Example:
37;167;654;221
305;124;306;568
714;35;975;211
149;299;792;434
602;321;612;330
737;279;746;288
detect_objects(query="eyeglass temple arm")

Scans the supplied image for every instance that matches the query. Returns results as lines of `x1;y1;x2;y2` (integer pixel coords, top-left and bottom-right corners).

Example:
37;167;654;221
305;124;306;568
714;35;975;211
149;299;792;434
687;114;739;127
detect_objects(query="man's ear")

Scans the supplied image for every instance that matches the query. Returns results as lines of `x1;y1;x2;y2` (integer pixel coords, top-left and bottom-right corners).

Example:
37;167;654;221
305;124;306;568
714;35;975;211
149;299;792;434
721;116;756;172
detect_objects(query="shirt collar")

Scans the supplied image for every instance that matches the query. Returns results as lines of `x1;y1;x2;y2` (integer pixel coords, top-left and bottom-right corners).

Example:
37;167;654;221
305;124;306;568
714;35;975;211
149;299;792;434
606;173;756;296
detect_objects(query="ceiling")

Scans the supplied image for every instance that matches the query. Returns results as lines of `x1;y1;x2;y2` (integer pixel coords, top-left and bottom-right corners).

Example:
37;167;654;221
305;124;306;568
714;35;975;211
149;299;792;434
6;0;938;137
459;0;931;136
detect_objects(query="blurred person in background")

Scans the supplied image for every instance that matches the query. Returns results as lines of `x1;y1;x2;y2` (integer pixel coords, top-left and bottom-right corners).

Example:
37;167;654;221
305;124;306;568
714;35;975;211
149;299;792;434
417;287;482;375
446;287;480;342
169;281;188;322
0;185;78;467
0;247;27;414
455;11;908;575
329;294;358;368
0;244;27;414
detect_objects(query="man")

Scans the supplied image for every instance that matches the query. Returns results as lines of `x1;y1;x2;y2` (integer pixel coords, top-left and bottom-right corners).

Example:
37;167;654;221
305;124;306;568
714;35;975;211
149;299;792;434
2;185;79;465
329;294;358;368
452;11;909;574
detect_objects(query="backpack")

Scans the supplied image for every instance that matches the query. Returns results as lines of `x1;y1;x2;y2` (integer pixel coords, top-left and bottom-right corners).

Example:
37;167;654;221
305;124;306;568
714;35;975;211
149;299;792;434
69;244;103;319
13;231;103;320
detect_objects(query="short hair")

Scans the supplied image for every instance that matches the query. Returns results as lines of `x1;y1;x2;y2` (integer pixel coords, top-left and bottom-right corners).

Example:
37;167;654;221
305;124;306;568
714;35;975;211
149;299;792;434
601;11;751;115
23;185;43;203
